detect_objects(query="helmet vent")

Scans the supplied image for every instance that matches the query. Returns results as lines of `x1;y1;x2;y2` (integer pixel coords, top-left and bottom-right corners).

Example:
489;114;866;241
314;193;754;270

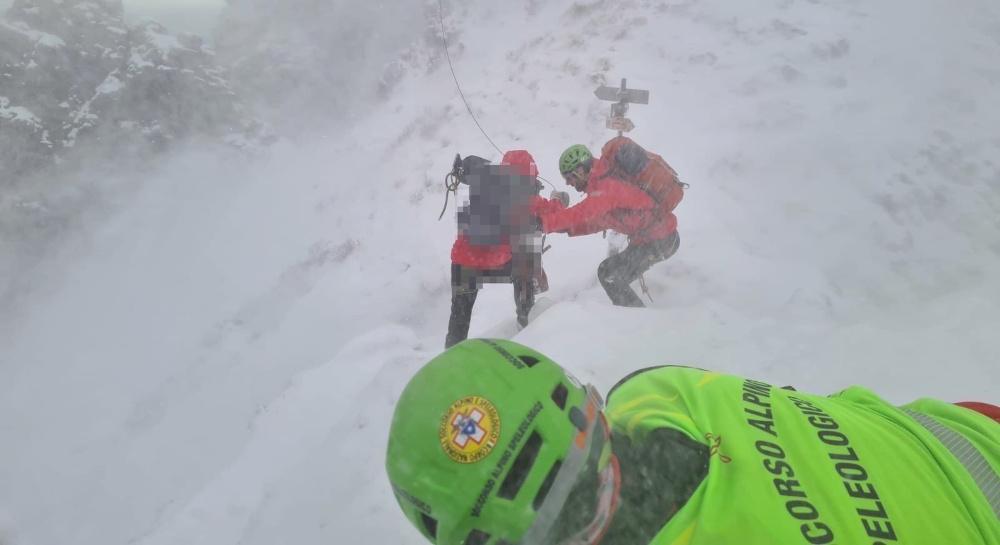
518;355;540;368
532;459;562;510
569;407;588;433
551;383;568;410
420;513;438;540
464;529;491;545
497;431;542;500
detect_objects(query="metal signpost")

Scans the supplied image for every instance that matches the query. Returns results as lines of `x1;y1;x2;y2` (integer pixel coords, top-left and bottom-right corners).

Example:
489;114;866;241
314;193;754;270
593;78;650;136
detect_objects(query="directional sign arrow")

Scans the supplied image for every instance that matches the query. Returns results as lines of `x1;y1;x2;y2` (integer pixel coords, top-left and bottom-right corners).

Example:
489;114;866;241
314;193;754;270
593;86;649;105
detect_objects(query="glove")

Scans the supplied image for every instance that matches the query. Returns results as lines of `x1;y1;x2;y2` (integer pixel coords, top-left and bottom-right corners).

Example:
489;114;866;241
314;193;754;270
550;190;570;208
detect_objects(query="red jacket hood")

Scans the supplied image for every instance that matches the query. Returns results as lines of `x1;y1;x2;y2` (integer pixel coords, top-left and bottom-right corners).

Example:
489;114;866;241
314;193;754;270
589;157;611;180
501;150;539;177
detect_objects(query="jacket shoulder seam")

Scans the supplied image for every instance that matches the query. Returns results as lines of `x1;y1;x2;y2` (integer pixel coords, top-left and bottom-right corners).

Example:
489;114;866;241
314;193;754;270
606;364;709;402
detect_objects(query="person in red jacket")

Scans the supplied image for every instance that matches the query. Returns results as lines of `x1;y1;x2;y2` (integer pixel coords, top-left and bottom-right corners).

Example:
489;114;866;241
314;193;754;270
445;150;568;348
540;139;683;307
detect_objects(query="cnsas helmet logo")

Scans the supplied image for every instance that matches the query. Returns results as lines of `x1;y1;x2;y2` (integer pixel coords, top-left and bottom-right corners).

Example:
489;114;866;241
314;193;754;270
439;396;501;464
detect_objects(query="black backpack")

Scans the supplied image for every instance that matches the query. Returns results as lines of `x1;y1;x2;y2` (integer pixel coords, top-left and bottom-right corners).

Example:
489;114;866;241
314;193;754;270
455;155;539;246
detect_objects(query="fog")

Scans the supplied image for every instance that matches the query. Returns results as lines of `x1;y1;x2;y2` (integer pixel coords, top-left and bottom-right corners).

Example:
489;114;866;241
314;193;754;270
1;0;999;544
1;0;225;34
1;0;426;312
121;1;225;38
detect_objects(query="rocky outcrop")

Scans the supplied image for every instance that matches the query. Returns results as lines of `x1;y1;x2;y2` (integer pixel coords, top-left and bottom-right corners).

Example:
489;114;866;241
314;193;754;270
0;0;266;184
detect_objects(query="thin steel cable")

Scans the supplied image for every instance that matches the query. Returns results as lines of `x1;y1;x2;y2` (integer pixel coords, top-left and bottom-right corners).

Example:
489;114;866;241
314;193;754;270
436;0;503;156
435;0;558;191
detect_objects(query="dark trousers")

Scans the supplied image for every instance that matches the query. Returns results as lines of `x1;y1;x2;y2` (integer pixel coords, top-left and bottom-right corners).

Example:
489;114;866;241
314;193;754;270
598;231;680;307
445;262;535;348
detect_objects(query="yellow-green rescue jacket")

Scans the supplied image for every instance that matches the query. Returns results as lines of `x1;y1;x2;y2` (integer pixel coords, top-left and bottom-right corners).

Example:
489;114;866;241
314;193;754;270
604;366;1000;545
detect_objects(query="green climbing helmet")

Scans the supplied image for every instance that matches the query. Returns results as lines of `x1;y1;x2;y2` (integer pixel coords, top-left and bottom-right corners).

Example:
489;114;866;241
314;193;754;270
558;144;594;175
385;339;610;545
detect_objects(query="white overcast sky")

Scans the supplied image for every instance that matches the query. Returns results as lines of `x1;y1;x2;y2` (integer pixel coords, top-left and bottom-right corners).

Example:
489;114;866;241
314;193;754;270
1;0;227;37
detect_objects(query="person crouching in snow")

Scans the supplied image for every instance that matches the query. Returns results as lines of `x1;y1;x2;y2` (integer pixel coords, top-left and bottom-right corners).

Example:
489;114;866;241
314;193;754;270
386;339;1000;545
538;138;684;307
445;150;568;348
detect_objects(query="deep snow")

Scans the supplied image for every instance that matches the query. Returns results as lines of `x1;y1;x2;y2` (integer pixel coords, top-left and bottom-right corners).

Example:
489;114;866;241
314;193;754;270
1;1;999;544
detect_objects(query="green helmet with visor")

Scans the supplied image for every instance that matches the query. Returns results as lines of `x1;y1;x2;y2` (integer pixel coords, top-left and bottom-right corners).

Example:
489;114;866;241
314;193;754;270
385;339;619;545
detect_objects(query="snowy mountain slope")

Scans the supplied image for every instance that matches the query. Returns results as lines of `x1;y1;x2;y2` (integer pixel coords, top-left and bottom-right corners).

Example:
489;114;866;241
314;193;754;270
1;1;999;544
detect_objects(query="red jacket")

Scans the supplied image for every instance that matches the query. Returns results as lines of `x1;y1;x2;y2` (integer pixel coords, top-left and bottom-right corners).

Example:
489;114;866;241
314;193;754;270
539;159;677;245
451;196;564;268
451;235;511;270
451;150;565;269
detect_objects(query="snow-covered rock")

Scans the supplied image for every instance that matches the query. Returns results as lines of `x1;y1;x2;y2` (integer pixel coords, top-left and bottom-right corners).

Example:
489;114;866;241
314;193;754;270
0;0;266;184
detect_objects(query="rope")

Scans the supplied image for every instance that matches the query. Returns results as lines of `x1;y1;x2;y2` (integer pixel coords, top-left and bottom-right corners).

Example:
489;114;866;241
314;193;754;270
537;174;557;191
435;0;557;192
436;0;503;156
438;172;461;221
